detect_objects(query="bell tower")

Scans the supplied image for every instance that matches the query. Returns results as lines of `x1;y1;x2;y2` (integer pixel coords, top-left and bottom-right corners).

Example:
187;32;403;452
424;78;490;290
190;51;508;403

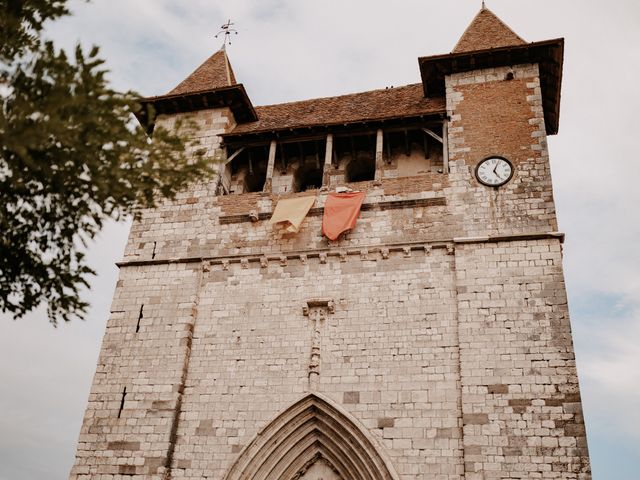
418;7;590;479
70;6;590;480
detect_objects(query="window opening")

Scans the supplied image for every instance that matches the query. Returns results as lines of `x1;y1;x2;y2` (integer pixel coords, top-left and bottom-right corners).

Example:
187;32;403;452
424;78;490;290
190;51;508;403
276;139;327;193
341;134;375;183
295;163;323;192
136;305;144;333
228;146;268;194
117;387;127;418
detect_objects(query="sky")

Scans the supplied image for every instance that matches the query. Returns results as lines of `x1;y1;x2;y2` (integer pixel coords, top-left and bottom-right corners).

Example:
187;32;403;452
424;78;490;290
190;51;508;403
0;0;639;478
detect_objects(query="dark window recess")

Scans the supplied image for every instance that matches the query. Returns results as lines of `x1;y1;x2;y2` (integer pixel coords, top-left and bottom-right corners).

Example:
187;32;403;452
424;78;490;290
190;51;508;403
294;163;323;192
243;170;266;193
228;146;268;193
335;134;376;183
136;305;144;333
346;157;375;182
117;387;127;418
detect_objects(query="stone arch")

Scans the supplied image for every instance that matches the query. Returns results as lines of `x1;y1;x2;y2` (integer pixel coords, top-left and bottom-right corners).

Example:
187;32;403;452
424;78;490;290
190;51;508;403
223;393;399;480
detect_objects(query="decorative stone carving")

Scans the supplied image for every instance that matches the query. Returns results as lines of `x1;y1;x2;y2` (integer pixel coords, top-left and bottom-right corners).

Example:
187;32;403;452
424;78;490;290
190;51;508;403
302;299;335;390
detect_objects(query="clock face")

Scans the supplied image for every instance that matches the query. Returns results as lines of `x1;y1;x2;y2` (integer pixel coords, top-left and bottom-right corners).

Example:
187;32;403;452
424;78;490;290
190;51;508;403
475;156;514;187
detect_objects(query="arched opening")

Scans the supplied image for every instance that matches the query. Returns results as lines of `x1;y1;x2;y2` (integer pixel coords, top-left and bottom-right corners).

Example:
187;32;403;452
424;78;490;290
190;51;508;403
223;393;398;480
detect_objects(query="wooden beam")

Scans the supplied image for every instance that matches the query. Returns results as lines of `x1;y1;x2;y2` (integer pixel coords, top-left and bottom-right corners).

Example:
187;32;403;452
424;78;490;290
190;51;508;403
442;120;449;174
263;140;277;193
322;133;333;187
422;127;443;144
374;128;384;181
280;143;287;172
385;132;391;163
225;146;246;165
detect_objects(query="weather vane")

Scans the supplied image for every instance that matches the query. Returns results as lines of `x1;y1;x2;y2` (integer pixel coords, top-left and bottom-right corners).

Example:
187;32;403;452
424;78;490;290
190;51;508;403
215;19;238;46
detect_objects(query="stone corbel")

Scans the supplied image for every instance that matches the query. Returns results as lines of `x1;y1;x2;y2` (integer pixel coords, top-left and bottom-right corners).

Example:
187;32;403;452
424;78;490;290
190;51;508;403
302;299;335;316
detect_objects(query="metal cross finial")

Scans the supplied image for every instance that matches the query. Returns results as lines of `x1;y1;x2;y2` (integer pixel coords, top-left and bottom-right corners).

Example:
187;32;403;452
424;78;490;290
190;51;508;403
215;19;238;46
482;0;486;9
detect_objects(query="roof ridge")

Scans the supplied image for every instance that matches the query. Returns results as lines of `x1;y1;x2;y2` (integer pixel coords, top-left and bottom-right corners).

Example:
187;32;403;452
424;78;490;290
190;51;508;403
167;48;238;96
254;83;423;109
452;7;526;53
483;7;526;44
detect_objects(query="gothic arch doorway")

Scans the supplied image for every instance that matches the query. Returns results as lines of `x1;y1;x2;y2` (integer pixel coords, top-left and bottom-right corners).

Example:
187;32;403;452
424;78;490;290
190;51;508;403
223;393;399;480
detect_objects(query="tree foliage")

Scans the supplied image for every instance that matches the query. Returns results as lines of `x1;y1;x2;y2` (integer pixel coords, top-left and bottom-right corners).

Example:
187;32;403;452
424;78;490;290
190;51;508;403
0;0;213;324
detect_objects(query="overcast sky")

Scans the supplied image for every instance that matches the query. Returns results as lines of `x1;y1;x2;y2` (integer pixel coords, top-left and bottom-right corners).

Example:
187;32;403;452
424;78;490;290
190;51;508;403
1;1;638;478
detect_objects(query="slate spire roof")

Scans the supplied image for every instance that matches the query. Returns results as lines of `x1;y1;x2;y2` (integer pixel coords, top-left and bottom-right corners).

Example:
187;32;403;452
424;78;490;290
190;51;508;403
453;6;526;53
167;47;237;95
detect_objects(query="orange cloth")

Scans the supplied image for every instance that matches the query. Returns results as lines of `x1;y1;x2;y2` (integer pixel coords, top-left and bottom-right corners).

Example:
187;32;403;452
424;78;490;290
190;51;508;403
322;191;366;240
269;195;316;233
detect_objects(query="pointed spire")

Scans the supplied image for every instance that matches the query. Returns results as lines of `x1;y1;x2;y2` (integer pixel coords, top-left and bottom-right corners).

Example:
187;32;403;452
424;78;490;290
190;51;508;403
452;7;526;53
167;48;237;96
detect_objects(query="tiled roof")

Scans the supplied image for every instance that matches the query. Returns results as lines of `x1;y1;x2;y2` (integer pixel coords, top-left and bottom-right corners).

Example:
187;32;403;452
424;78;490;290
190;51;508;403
453;7;526;53
168;48;237;95
228;84;445;136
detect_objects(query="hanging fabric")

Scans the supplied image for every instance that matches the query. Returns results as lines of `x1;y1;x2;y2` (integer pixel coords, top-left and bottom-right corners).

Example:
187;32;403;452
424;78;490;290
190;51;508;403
269;195;316;233
322;191;366;240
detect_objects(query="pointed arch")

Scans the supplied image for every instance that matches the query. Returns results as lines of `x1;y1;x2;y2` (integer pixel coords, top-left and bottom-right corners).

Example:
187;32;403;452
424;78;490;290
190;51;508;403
223;393;399;480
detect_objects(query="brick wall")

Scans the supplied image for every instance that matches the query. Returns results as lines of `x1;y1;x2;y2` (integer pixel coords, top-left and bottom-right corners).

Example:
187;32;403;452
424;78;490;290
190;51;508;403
446;64;558;237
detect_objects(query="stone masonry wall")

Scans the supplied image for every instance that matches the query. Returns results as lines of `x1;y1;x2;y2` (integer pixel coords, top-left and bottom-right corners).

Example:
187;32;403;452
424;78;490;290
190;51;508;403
456;239;590;479
70;60;590;479
171;248;463;479
69;263;200;478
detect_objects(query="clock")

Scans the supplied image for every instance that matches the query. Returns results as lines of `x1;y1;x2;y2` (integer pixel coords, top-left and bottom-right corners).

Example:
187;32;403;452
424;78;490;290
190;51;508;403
475;156;514;187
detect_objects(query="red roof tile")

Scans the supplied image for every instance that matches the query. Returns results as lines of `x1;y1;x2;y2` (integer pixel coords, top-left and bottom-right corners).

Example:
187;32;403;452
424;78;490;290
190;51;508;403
168;48;237;95
453;7;526;53
228;84;445;136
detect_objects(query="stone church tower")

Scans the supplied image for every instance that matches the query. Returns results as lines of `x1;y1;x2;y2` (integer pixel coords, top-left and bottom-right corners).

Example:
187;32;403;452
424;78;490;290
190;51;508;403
70;7;591;480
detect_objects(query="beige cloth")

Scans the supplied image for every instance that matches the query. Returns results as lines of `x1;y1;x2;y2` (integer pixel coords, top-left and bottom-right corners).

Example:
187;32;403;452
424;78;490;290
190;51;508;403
269;195;316;233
